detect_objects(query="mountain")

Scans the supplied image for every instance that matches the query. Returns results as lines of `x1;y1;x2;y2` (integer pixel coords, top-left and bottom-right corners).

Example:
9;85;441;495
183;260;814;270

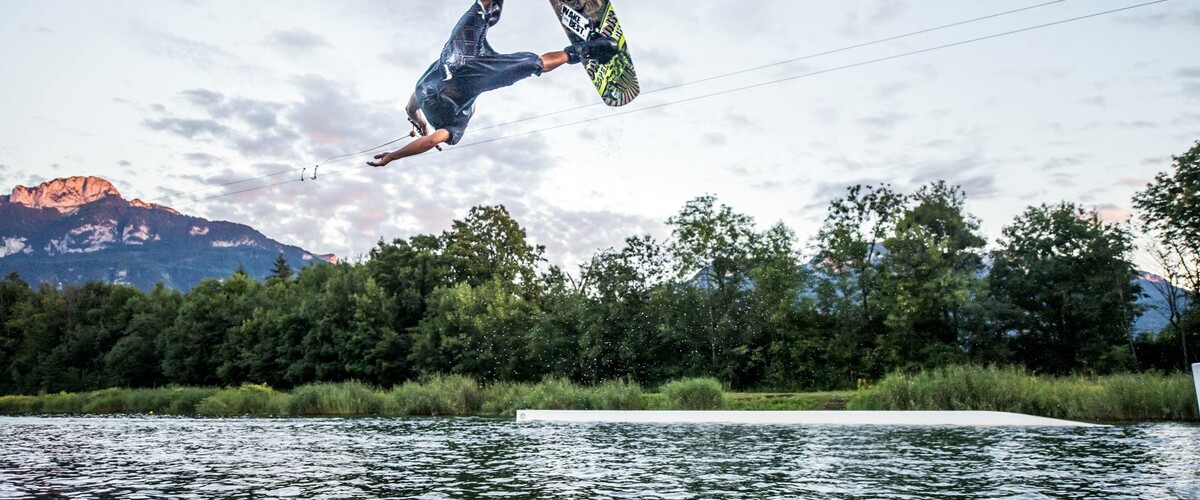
0;176;336;291
1135;271;1193;335
694;253;1190;337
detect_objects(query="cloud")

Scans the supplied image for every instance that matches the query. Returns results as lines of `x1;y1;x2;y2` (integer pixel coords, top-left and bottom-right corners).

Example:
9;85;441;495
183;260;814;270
143;88;305;159
1174;113;1200;125
1140;156;1170;167
129;22;237;69
1117;120;1159;129
801;178;892;214
752;180;784;191
1042;156;1086;170
857;112;911;130
908;156;999;200
839;1;907;37
264;29;330;54
1185;85;1200;101
1095;203;1131;223
875;81;913;100
1047;172;1074;188
632;45;682;71
508;204;665;272
1117;5;1200;28
869;1;907;26
118;160;133;167
1118;177;1149;187
184;152;224;167
702;132;727;146
142;117;230;139
288;75;395;152
380;47;431;67
145;84;566;263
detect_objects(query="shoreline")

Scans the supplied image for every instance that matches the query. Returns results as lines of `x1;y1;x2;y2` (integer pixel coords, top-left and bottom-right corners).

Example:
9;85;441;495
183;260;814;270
2;367;1197;422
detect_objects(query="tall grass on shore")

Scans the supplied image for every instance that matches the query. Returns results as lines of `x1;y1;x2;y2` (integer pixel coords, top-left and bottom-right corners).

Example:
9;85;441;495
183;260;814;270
0;377;646;417
386;375;481;416
2;368;1193;421
0;387;219;415
848;365;1199;421
656;378;726;410
196;384;289;416
288;381;384;416
480;378;645;416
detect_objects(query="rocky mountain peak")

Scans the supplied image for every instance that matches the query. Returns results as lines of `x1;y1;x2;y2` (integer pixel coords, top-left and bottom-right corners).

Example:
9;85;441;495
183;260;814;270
9;176;122;209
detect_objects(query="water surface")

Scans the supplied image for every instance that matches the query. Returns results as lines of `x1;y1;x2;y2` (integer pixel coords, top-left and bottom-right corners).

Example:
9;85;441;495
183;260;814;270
1;416;1197;498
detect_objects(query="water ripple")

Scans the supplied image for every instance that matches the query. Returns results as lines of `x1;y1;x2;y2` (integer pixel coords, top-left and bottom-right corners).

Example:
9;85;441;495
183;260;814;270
0;416;1197;499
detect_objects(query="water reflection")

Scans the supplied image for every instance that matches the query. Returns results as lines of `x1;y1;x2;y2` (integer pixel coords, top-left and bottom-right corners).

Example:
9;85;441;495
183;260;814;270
0;416;1196;499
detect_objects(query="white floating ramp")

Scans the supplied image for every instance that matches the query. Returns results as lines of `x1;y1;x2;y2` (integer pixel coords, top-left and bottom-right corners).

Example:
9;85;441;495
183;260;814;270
516;410;1103;427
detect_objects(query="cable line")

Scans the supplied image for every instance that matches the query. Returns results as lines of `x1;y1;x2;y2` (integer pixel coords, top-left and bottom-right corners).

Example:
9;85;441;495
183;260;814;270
164;0;1167;209
159;0;1077;205
470;0;1073;134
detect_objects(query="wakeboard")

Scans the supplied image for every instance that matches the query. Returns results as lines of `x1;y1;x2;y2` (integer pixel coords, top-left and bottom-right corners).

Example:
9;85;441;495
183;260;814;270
549;0;639;107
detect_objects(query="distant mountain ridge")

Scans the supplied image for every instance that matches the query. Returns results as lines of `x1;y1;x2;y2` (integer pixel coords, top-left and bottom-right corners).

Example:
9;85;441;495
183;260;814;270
691;251;1191;336
0;176;336;291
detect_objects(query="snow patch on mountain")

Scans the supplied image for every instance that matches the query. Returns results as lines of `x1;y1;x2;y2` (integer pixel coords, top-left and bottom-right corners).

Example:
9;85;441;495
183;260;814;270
212;237;258;249
122;224;154;244
1;237;30;258
45;222;118;255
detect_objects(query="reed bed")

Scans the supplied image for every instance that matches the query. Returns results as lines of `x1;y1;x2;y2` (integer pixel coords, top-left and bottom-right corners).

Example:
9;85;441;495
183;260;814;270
657;377;726;410
287;381;384;416
195;384;289;416
386;375;482;416
848;365;1199;422
1;368;1193;421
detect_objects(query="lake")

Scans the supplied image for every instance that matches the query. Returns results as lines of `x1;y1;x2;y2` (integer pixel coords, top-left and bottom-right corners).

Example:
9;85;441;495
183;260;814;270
1;416;1197;498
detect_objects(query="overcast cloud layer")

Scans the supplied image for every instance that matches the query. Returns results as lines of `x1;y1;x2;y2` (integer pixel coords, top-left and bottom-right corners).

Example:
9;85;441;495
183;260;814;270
1;0;1198;272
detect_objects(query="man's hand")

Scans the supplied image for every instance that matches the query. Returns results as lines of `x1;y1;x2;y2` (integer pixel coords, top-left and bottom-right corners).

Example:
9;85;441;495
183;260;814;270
367;129;451;168
368;151;393;168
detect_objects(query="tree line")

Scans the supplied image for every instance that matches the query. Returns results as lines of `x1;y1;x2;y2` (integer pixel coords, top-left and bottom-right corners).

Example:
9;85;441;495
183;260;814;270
1;143;1197;395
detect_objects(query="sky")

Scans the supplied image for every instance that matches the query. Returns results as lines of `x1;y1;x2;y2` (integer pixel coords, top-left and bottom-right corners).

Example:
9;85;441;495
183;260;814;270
1;0;1198;273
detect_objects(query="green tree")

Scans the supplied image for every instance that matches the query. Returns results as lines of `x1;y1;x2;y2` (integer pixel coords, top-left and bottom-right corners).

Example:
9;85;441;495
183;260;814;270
570;236;669;384
1132;140;1200;368
876;182;987;369
442;205;545;298
269;253;293;283
217;276;306;387
278;263;408;385
103;284;182;388
744;222;817;390
665;195;761;381
410;280;537;382
6;285;69;393
159;273;260;386
667;195;758;287
813;184;907;382
0;274;34;393
368;234;448;329
989;203;1140;374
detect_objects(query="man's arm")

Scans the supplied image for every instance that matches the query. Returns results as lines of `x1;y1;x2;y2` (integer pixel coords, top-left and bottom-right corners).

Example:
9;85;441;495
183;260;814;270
368;129;452;167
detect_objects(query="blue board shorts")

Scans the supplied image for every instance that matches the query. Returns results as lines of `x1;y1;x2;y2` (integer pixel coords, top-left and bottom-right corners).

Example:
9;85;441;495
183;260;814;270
414;1;545;145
